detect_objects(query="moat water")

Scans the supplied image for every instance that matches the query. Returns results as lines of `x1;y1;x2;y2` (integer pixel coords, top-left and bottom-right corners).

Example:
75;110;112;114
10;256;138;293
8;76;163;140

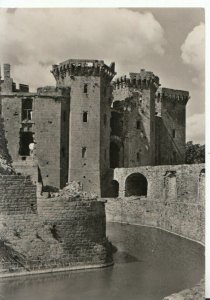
0;223;204;300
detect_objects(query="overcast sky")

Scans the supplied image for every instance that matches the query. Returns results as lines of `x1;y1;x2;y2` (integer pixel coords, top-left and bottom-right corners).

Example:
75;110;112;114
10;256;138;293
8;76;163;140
0;8;205;143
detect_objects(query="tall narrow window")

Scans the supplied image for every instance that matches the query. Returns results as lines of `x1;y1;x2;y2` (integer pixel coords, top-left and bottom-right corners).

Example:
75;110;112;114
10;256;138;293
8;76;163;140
172;129;176;138
137;152;141;162
82;147;87;158
84;84;88;93
83;112;88;122
22;98;33;121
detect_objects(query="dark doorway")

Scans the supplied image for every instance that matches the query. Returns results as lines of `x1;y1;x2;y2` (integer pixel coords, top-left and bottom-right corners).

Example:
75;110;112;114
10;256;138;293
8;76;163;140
110;142;120;168
125;173;147;197
19;132;34;156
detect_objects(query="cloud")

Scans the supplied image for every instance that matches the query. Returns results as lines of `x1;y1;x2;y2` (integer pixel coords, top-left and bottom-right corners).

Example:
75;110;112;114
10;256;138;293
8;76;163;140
186;113;205;144
181;23;205;79
0;8;166;90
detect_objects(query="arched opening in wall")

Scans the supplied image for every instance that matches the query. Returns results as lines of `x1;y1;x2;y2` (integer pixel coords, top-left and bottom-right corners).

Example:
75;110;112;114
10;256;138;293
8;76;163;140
125;173;147;197
110;142;120;168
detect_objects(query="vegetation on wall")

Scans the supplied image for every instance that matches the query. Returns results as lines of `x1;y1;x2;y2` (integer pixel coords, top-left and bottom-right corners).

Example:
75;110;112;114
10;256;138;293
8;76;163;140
185;141;205;164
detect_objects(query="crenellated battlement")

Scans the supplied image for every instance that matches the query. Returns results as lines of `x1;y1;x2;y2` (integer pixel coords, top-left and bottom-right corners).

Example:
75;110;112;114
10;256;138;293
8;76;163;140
113;69;160;90
157;87;189;105
51;59;116;82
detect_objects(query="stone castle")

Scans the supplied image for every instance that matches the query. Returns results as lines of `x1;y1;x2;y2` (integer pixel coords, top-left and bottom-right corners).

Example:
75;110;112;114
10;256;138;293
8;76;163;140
0;61;205;299
0;60;189;197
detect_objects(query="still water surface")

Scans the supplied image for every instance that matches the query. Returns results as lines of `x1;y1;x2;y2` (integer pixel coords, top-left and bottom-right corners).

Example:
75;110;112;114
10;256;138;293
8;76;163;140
0;223;204;300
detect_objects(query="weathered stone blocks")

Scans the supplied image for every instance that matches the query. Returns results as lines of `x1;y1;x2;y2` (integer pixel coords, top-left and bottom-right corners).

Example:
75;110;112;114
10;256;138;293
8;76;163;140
0;176;112;275
105;163;205;244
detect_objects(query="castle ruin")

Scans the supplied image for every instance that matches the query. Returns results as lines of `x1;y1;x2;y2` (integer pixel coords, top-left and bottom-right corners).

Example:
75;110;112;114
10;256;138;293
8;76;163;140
0;60;189;196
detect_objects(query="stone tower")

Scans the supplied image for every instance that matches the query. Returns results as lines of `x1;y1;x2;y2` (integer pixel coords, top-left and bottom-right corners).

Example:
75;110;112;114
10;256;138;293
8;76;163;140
51;59;116;195
112;69;160;167
154;87;189;165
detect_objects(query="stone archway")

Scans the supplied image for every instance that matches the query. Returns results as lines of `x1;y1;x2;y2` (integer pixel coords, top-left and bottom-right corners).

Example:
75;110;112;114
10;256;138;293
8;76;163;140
125;173;147;197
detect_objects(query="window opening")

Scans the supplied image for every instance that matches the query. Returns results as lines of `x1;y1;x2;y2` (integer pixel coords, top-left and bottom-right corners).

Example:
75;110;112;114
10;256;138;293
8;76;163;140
83;112;88;122
84;84;88;93
82;147;87;158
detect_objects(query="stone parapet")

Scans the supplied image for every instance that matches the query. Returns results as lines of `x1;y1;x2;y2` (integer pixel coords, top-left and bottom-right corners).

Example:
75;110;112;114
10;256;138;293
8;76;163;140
51;59;116;82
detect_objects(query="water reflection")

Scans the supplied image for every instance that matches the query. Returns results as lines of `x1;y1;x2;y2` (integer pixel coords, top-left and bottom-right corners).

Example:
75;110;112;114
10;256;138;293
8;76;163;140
0;223;204;300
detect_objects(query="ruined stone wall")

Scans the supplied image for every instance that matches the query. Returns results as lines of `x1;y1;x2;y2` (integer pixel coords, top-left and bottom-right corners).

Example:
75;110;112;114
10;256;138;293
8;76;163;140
121;88;155;167
112;90;154;167
159;100;186;164
155;88;189;165
0;116;13;174
105;164;205;243
1;96;22;161
112;71;159;167
1;87;70;190
0;175;112;274
34;89;69;190
34;96;62;189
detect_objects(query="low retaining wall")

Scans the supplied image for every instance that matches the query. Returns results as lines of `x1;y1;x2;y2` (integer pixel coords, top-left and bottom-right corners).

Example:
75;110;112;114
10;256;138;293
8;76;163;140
106;196;204;244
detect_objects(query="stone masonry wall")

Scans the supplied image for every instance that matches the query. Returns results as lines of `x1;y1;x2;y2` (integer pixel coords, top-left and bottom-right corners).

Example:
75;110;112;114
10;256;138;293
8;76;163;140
0;176;112;275
105;164;205;243
1;96;22;162
113;82;157;167
0;116;13;174
0;175;37;214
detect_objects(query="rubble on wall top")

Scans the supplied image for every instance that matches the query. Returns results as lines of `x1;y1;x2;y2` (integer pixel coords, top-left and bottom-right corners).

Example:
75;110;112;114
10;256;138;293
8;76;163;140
48;181;98;201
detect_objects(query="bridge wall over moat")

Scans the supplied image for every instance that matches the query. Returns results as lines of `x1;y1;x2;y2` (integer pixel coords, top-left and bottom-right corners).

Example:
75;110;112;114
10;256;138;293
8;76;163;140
105;163;205;244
